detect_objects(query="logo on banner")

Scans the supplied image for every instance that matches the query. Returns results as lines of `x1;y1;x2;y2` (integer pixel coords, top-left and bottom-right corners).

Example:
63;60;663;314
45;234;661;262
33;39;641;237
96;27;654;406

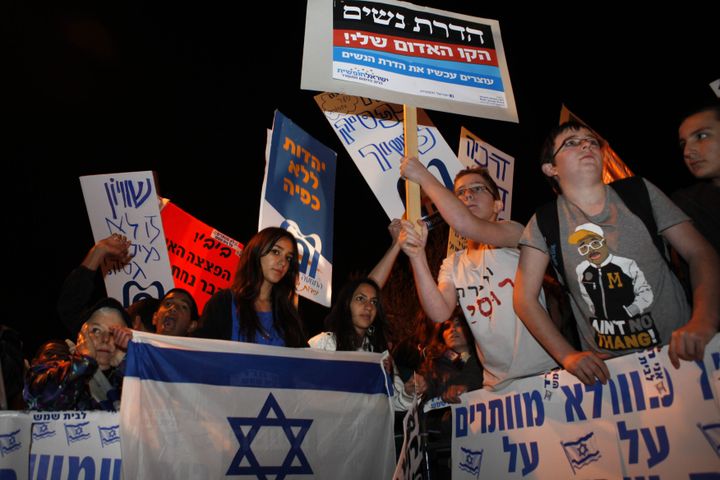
64;422;91;445
98;425;121;447
226;393;313;477
698;422;720;458
282;219;322;279
458;446;483;478
561;432;601;473
32;422;56;441
0;430;21;457
122;280;165;306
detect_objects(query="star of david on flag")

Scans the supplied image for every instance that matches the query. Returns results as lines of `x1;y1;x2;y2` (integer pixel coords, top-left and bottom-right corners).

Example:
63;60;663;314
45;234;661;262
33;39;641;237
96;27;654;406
0;430;22;457
98;425;120;448
64;422;90;445
227;393;312;478
458;446;483;478
120;332;395;478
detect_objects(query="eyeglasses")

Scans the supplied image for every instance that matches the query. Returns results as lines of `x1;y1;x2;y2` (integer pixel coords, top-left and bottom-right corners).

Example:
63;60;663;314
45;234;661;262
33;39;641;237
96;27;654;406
88;325;111;342
454;184;492;199
553;136;603;158
353;295;379;307
577;238;605;255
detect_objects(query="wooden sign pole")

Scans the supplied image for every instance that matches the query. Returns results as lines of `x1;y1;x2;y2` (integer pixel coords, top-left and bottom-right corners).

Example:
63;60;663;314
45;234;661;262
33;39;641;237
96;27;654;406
403;105;420;227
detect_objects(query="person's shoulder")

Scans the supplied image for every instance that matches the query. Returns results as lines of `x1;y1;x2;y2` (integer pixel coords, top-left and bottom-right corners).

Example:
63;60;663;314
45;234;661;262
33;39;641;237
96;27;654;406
633;176;672;198
441;248;466;263
198;289;233;322
308;331;336;350
443;249;470;270
208;289;233;302
673;180;717;199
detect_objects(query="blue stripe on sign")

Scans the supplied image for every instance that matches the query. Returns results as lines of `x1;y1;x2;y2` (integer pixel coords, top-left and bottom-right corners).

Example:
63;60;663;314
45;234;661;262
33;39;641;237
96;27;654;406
125;342;388;395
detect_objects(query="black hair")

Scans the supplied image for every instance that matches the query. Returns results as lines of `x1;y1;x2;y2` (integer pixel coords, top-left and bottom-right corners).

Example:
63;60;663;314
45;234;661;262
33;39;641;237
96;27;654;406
454;167;501;201
161;288;199;321
678;99;720;125
83;297;131;327
324;277;389;352
127;297;161;331
422;306;474;362
231;227;305;347
418;307;482;400
539;120;603;194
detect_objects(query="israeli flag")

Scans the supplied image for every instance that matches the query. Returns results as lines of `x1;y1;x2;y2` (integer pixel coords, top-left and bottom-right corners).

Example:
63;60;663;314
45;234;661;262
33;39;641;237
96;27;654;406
63;422;91;445
561;431;602;474
120;332;395;479
0;413;31;479
458;446;483;478
98;425;120;448
0;429;22;457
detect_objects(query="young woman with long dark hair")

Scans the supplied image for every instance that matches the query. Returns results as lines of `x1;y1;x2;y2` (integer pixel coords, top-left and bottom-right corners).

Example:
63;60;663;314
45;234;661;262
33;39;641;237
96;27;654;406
195;227;306;347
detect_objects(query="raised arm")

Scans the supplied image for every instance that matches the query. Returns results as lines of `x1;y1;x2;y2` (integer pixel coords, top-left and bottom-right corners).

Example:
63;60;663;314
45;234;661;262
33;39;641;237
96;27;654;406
662;221;720;367
368;219;402;288
81;234;132;271
58;234;133;334
513;245;609;385
400;156;522;247
398;220;456;323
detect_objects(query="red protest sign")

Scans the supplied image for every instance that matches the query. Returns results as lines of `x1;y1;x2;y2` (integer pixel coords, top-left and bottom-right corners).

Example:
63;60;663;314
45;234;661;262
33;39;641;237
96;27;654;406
161;202;243;313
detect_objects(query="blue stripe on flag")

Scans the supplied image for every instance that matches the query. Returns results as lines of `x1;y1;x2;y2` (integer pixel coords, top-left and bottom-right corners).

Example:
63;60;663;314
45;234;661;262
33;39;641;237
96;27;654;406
125;342;388;395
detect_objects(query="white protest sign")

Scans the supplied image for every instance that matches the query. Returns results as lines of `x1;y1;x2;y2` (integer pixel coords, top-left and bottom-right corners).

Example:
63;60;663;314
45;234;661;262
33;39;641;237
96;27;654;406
303;0;518;122
80;171;174;306
29;411;121;480
316;92;464;221
0;412;32;480
452;336;720;478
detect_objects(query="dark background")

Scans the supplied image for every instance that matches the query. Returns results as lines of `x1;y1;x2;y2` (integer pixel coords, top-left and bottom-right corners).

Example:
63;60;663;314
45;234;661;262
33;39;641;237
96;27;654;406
5;1;717;357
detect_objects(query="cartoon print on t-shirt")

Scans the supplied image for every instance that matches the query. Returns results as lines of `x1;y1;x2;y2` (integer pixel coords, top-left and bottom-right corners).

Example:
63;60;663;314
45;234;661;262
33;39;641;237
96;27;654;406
568;223;659;351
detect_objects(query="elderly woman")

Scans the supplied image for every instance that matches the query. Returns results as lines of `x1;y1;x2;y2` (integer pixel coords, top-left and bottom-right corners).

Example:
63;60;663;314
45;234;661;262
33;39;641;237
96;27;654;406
24;298;132;411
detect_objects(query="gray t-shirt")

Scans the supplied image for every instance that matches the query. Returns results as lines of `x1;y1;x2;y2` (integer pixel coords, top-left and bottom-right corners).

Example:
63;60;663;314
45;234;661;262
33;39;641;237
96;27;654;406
519;179;690;356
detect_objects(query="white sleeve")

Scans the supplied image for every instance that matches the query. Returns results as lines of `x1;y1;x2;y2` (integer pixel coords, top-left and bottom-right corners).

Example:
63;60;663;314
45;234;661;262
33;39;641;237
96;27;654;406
390;373;415;412
307;332;337;351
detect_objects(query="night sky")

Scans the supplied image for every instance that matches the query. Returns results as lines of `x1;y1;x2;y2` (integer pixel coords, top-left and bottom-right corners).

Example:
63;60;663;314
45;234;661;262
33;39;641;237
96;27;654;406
5;1;717;357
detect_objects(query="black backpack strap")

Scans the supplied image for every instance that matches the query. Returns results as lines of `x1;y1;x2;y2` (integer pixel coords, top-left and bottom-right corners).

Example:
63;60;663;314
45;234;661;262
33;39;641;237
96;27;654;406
609;176;669;263
535;199;567;287
536;176;670;286
535;200;581;348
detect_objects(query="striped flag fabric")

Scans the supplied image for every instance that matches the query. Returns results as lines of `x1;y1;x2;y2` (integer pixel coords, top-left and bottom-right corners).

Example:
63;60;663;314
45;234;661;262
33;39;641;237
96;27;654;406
120;332;395;479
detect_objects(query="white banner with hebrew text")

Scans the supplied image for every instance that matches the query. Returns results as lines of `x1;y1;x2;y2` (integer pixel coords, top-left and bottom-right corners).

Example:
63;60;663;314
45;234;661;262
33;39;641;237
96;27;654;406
0;412;32;480
452;335;720;478
316;92;464;221
29;411;122;480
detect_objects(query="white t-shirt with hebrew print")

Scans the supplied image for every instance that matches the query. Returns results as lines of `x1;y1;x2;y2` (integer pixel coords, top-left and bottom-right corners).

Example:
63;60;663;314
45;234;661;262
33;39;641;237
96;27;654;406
439;246;558;390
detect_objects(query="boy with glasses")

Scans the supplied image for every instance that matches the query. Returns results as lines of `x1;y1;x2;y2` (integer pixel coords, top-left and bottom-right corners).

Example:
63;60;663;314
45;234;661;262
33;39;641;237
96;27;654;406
514;120;720;386
397;158;557;391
